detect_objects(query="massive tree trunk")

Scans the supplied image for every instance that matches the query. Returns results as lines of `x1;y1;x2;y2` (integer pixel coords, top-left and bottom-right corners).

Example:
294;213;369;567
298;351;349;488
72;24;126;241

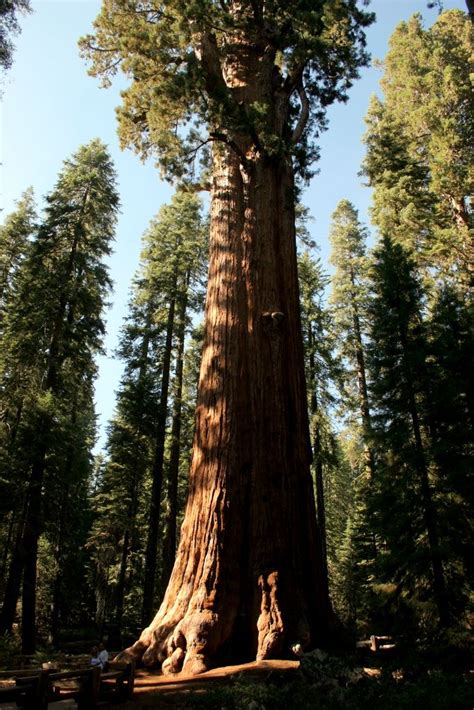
123;139;332;673
118;19;333;673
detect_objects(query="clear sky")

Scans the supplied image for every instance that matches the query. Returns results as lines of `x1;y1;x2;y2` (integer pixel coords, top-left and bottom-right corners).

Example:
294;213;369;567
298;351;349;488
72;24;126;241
1;0;465;450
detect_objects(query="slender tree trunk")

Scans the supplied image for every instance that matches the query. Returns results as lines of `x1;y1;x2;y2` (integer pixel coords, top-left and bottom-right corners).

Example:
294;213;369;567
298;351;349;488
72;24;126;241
115;528;131;633
124;139;331;673
115;327;152;634
51;501;69;645
307;329;328;584
20;433;48;654
161;275;190;592
51;437;75;645
0;511;16;585
0;511;26;635
142;290;177;626
350;272;376;481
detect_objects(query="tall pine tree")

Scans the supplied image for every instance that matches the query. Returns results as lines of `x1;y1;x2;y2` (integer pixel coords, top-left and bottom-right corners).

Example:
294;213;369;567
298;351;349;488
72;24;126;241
362;10;473;290
367;237;449;629
0;139;119;651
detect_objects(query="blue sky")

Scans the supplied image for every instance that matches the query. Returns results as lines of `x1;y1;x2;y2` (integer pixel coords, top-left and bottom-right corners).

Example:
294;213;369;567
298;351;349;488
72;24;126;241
1;0;464;449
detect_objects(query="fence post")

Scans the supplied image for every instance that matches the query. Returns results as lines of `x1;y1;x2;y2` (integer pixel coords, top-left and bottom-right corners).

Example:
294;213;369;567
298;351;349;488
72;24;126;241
24;669;50;710
77;666;101;710
370;635;379;652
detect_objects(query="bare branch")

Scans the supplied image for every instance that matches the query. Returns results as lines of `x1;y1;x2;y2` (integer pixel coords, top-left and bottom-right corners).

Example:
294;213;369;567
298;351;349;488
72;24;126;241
283;60;306;95
291;81;310;145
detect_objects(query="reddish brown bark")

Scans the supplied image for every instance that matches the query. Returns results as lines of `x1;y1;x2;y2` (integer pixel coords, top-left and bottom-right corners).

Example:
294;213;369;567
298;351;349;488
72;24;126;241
122;141;331;673
121;22;332;673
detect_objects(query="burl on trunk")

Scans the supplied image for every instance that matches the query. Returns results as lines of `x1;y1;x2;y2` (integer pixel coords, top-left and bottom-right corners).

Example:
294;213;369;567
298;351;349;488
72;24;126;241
123;142;332;674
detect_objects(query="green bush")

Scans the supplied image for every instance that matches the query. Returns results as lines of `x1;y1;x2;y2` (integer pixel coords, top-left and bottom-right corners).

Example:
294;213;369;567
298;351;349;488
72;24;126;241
0;633;22;669
188;650;473;710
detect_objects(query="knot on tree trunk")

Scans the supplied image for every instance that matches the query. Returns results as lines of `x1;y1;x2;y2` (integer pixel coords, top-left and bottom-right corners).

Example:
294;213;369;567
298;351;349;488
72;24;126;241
261;311;285;333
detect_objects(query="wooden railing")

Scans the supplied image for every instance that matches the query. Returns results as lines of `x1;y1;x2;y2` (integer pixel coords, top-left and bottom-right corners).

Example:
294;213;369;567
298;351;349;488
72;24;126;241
356;635;395;652
0;659;135;709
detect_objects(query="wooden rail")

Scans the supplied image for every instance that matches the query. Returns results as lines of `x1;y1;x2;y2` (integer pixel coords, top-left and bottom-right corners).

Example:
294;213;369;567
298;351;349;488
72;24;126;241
0;660;135;709
356;635;395;652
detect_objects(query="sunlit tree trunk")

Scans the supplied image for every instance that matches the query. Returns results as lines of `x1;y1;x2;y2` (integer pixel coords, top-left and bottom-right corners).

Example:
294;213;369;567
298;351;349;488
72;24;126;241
124;136;331;673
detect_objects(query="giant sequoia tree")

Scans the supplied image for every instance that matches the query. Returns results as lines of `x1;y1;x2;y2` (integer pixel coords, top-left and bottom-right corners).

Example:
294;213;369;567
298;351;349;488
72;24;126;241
81;0;373;672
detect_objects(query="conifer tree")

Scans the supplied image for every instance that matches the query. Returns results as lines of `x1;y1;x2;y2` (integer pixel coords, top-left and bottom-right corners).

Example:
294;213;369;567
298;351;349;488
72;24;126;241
89;189;207;640
362;10;473;289
298;251;342;588
0;140;119;651
81;0;374;670
327;202;377;626
0;0;31;72
0;190;37;580
329;200;375;481
0;188;36;322
367;237;449;628
423;287;473;618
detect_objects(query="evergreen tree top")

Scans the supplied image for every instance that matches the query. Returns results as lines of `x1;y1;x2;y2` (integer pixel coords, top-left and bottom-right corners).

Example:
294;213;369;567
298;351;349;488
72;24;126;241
80;0;374;181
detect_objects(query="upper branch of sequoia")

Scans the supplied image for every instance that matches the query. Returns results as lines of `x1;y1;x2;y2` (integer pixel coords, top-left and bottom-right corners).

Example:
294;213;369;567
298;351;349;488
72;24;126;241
80;0;374;180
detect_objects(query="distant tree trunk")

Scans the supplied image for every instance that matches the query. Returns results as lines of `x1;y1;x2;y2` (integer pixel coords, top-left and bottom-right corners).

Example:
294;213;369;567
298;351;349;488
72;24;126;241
465;0;474;24
350;270;376;481
0;233;78;647
51;515;67;648
0;512;26;635
0;425;48;649
19;305;66;653
20;447;46;654
142;288;177;626
0;511;15;584
124;140;332;673
307;329;328;584
115;329;152;635
161;275;190;592
51;417;76;646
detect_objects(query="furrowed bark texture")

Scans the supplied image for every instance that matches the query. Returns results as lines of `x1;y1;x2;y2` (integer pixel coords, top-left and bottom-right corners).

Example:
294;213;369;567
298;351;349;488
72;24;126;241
124;145;331;673
123;26;332;674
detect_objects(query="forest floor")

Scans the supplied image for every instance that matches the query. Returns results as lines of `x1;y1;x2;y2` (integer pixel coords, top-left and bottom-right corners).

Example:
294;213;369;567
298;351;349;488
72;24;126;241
113;650;473;710
1;647;472;708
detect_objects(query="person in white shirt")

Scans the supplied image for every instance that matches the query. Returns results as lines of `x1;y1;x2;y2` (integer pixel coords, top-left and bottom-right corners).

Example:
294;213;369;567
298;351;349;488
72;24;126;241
90;646;101;667
98;642;109;670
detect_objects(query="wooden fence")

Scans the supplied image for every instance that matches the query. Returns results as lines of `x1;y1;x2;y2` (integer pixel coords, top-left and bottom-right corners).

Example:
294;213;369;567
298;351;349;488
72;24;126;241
0;659;135;709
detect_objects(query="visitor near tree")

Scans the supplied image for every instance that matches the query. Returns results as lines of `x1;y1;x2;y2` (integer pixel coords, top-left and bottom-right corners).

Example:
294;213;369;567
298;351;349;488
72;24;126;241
98;642;109;670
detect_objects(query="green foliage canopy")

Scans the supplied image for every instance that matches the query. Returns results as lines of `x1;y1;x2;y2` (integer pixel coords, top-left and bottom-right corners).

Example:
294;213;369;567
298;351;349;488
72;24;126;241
80;0;374;181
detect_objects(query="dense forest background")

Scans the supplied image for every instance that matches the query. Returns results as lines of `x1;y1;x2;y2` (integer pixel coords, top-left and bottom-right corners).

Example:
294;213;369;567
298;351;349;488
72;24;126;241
0;0;472;668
